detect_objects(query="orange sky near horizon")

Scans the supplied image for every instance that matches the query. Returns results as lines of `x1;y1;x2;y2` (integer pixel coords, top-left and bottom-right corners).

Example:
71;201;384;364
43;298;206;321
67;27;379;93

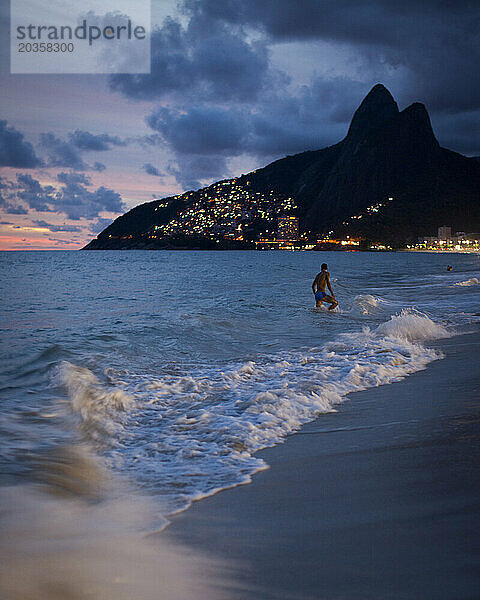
0;226;83;251
0;235;80;251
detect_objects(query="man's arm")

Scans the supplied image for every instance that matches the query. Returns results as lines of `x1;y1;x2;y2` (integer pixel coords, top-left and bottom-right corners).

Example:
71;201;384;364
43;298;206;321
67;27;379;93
312;274;319;293
326;273;334;296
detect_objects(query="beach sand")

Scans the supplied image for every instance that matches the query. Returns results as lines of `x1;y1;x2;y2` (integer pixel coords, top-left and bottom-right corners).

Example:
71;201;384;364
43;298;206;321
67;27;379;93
167;327;480;600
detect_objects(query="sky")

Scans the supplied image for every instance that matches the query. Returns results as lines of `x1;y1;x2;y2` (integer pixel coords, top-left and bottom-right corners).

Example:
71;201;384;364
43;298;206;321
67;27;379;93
1;0;479;250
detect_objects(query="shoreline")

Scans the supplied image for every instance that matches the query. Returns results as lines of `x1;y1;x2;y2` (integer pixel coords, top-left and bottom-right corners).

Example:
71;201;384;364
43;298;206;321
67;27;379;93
166;327;480;599
401;249;480;254
80;247;479;253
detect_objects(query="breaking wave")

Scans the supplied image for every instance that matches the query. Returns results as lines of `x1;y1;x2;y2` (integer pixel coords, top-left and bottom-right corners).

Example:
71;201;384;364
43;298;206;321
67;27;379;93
375;308;450;341
58;362;134;446
453;277;480;287
349;294;386;315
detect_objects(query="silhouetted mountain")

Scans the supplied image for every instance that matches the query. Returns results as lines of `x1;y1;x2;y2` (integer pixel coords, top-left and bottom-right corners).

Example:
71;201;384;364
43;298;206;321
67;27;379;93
346;84;399;143
84;84;480;249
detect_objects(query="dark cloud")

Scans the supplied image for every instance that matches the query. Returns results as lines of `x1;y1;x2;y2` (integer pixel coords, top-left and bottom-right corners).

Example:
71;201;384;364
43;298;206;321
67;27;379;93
0;120;42;168
147;106;247;154
16;173;56;212
109;15;270;102
167;154;229;190
52;173;125;220
32;220;82;233
46;237;75;245
40;133;118;171
183;0;478;46
146;105;246;186
89;217;113;234
145;78;365;186
40;133;88;170
88;187;124;215
0;172;125;221
244;78;362;155
183;0;480;115
57;172;91;186
0;176;24;214
144;163;161;176
69;130;126;151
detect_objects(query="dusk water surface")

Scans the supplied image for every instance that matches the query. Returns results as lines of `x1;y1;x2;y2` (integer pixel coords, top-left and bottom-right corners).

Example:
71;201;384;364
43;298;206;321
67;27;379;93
1;250;479;515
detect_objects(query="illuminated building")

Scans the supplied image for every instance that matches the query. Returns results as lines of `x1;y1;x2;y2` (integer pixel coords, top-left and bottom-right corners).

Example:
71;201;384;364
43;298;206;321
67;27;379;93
438;226;452;240
277;216;299;241
151;179;297;243
411;228;480;252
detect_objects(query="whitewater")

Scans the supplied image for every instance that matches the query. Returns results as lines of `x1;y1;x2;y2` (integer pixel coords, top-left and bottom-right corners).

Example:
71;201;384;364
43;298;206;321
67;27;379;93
1;250;479;598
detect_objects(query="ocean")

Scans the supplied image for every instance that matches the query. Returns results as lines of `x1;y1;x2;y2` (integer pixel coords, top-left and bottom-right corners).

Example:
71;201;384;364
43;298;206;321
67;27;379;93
1;250;479;599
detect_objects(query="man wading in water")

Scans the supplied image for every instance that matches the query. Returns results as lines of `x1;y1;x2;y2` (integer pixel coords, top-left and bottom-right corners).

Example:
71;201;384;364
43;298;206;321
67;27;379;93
312;263;338;310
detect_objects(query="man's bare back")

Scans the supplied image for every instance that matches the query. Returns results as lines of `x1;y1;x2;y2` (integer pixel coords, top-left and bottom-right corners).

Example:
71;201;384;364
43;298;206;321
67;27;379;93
312;263;338;310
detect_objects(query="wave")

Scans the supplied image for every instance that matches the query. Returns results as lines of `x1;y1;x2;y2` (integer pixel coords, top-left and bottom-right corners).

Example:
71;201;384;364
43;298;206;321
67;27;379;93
375;308;450;341
453;277;480;287
58;362;134;446
58;309;450;520
349;294;386;315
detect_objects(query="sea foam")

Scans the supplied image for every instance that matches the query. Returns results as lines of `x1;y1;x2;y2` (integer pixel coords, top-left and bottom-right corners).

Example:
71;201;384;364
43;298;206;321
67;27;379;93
453;277;480;287
349;293;385;315
57;310;451;523
375;308;450;341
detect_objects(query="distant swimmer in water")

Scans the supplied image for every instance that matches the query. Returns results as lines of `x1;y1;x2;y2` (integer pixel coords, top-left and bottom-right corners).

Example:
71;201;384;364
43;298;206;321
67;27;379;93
312;263;338;310
447;265;453;271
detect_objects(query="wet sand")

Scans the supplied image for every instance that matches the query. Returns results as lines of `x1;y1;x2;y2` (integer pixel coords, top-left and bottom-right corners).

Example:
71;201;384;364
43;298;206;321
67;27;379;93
167;327;480;599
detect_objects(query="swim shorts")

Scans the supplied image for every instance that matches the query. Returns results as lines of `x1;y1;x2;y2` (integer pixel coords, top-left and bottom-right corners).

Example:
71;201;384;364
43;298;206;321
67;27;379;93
315;291;327;301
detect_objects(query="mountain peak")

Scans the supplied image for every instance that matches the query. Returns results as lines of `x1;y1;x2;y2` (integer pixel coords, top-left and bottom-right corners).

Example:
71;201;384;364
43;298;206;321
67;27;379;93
398;101;439;147
347;84;399;142
402;101;429;117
